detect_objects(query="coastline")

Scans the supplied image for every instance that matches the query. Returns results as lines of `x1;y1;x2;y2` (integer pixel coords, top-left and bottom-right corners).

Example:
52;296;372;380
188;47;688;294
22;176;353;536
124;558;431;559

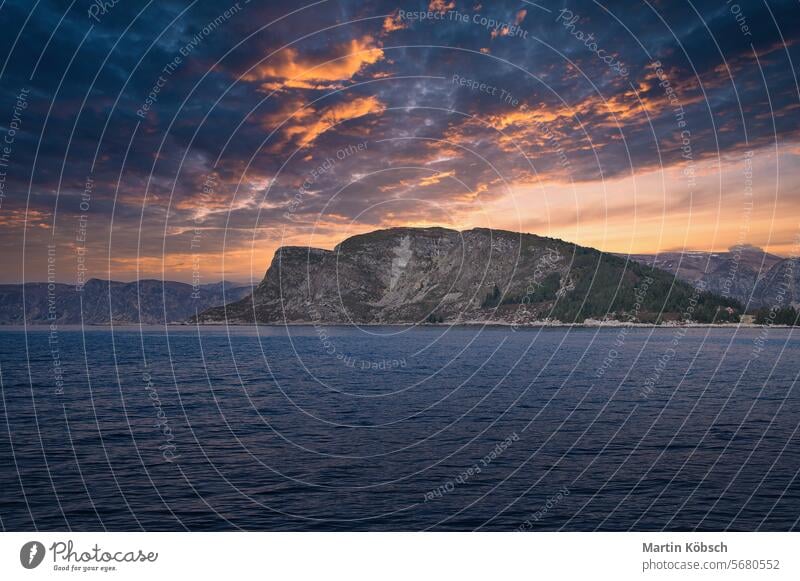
1;321;794;330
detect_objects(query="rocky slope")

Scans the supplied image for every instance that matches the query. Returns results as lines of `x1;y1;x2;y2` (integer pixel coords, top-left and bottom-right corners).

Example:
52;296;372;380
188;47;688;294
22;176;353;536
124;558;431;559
0;279;252;325
753;258;800;309
626;246;798;309
197;227;742;325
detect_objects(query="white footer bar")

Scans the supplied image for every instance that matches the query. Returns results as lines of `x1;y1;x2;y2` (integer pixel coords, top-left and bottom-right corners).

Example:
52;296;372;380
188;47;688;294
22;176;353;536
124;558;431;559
1;532;797;580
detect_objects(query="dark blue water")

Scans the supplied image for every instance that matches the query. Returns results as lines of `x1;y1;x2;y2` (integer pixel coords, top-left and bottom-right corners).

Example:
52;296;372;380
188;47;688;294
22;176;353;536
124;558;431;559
1;325;798;531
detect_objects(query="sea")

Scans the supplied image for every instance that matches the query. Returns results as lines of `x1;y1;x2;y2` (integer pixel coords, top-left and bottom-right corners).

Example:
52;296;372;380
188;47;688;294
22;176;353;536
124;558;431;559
0;325;798;531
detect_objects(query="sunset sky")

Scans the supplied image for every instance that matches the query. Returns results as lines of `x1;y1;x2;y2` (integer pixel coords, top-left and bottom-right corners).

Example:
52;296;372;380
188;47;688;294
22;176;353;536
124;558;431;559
1;0;799;284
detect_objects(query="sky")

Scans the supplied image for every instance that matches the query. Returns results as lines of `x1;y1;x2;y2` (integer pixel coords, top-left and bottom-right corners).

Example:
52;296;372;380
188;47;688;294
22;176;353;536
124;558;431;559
0;0;799;284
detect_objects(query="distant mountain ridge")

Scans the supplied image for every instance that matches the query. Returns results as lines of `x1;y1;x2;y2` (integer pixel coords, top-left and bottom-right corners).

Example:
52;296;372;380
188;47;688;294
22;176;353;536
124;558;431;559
197;227;742;325
0;279;253;325
625;246;798;309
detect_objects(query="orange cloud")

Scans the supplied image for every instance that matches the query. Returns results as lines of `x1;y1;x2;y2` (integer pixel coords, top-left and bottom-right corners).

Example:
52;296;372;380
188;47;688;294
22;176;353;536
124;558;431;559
491;26;509;39
382;10;408;34
485;106;565;130
0;208;51;228
419;170;456;187
429;0;455;14
243;35;384;90
274;95;386;146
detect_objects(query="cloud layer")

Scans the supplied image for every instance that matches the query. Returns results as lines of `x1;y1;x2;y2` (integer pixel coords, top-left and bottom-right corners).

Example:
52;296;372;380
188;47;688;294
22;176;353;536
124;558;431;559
0;0;799;283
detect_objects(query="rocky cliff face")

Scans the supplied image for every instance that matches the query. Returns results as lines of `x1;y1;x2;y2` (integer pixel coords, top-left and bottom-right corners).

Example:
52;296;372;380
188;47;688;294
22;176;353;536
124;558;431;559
627;247;798;309
753;258;800;309
197;227;742;325
0;279;252;325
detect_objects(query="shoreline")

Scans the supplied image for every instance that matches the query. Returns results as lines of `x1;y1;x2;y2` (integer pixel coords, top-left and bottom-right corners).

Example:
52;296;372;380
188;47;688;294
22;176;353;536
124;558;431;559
1;321;794;330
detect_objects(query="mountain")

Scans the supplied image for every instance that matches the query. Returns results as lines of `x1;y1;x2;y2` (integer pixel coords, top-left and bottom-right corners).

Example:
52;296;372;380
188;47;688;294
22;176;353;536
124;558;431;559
753;258;800;310
196;227;742;325
625;246;797;309
0;279;253;325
